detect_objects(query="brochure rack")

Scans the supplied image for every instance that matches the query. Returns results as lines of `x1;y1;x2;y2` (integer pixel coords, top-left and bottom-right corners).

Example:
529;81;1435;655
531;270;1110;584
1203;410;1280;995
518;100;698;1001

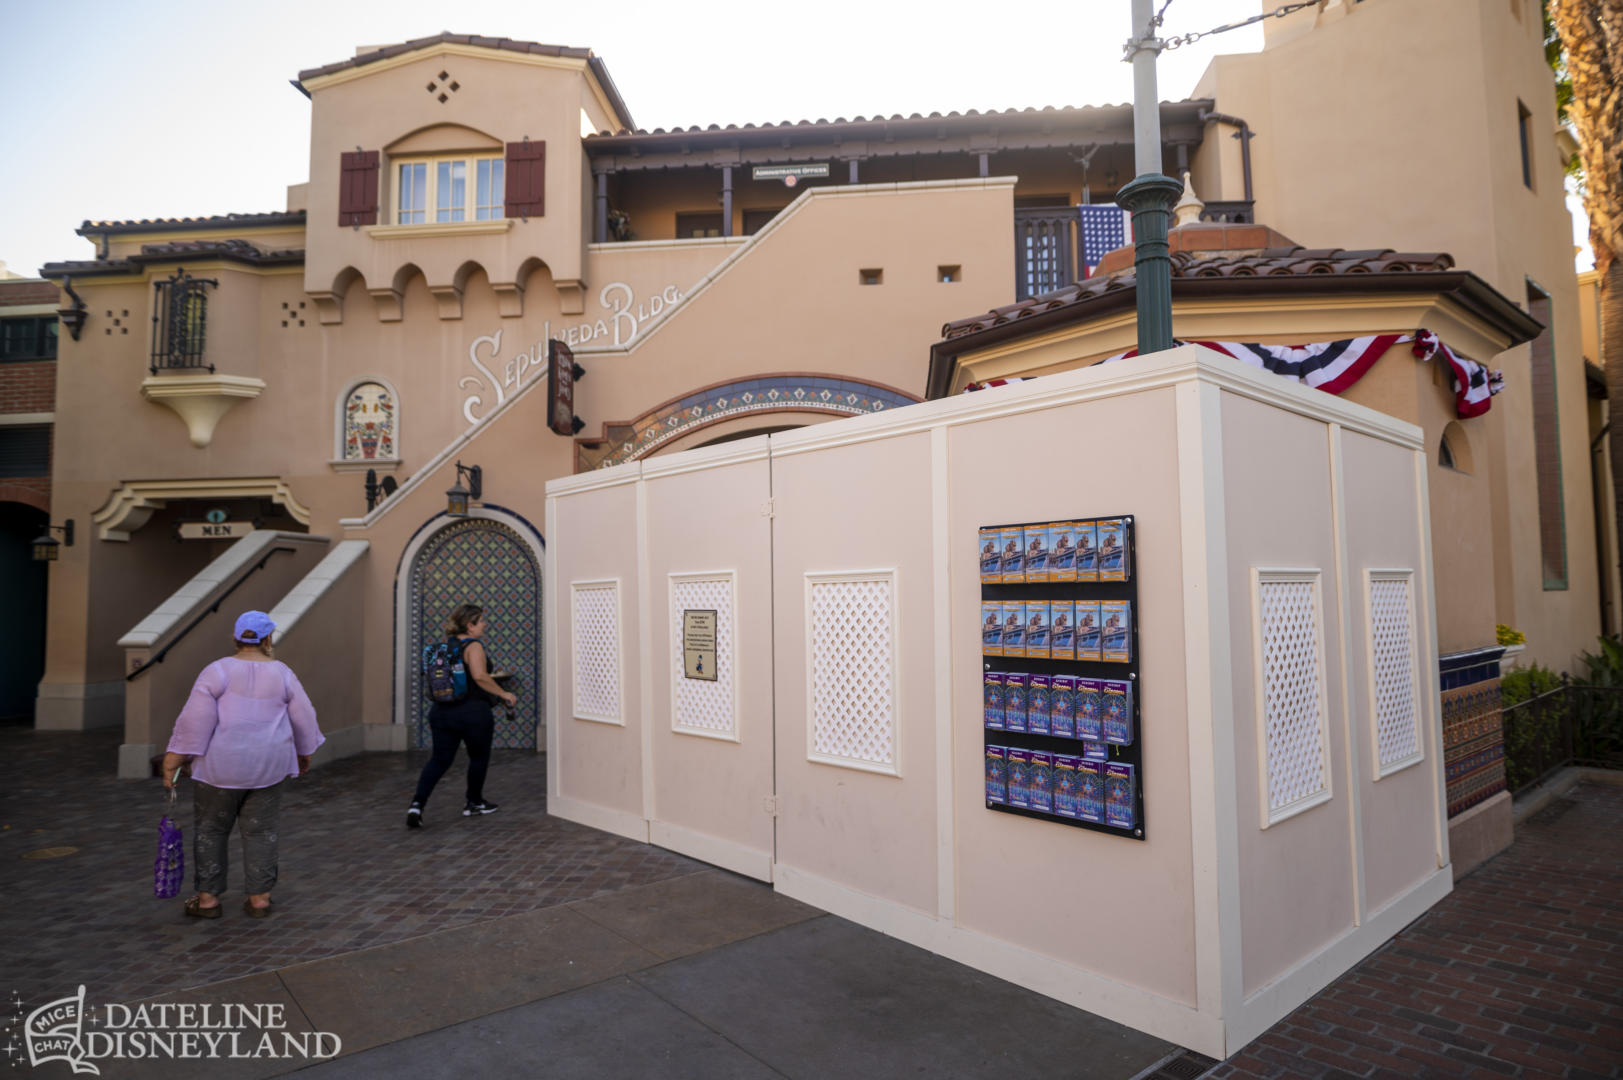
980;515;1144;840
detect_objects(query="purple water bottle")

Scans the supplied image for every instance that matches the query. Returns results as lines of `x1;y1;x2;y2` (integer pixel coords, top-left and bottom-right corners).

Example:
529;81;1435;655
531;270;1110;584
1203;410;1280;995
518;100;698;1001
154;815;184;898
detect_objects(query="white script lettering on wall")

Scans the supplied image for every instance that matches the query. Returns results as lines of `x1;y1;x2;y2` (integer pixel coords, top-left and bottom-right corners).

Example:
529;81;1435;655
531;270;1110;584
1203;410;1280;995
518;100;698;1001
459;282;684;425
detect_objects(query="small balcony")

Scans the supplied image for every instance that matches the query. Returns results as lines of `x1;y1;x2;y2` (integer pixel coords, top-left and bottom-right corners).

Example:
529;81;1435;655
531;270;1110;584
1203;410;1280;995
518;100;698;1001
150;271;216;374
142;269;264;447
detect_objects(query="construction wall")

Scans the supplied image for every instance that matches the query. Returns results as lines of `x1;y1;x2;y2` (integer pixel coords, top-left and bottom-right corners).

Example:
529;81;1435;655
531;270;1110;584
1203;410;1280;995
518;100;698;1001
546;346;1451;1057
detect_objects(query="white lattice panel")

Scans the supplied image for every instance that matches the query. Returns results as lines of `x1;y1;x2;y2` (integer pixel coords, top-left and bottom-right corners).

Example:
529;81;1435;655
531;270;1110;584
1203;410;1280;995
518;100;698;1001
1369;573;1421;772
671;574;736;737
572;581;621;722
1258;574;1329;820
806;572;897;772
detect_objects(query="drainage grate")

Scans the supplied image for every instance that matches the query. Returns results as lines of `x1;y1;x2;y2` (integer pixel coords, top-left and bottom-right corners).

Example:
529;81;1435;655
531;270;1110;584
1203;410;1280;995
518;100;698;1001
21;846;79;860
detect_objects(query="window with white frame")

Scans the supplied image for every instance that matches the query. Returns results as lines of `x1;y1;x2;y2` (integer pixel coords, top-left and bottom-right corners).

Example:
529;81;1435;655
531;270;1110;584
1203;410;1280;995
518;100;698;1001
394;156;504;224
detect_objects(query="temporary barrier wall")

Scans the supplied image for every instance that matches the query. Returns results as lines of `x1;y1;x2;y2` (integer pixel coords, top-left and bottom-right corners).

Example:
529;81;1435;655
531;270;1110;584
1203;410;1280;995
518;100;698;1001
544;345;1451;1058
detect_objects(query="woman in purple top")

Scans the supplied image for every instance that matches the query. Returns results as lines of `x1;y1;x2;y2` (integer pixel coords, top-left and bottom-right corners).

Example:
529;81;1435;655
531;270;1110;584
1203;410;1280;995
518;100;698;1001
161;611;324;920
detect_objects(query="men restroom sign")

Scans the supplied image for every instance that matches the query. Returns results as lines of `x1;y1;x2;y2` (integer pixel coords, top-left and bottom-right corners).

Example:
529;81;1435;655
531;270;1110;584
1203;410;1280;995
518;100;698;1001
682;609;718;681
178;508;253;540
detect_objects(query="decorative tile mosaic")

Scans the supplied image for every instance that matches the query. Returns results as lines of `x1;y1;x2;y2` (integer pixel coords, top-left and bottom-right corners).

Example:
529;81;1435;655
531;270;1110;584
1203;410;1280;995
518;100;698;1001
579;376;919;471
406;518;541;749
344;381;395;460
1442;672;1505;818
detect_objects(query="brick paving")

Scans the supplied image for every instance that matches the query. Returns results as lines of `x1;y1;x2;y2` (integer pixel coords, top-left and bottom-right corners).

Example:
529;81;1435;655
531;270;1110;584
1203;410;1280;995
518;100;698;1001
0;725;702;1008
1212;782;1623;1079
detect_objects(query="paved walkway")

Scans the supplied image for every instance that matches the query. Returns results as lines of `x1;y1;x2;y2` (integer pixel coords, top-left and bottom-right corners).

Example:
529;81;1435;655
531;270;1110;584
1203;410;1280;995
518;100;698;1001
1213;781;1623;1080
3;725;1620;1078
0;726;703;1007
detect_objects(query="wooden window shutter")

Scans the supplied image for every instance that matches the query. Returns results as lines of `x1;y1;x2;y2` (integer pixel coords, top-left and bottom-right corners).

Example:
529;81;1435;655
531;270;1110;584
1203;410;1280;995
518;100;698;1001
505;141;546;219
338;150;379;227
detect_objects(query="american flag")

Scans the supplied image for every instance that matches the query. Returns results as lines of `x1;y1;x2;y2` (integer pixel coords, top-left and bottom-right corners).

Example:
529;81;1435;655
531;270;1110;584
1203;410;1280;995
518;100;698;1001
1078;205;1132;278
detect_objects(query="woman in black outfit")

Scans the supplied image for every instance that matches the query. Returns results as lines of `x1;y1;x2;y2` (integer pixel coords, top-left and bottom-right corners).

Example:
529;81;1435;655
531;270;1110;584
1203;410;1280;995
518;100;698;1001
407;603;517;827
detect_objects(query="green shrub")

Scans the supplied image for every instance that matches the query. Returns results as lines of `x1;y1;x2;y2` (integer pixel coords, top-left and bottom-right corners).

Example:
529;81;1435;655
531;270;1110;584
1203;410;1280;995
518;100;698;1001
1501;662;1562;706
1497;623;1526;646
1500;663;1565;791
1578;636;1623;686
1575;637;1623;765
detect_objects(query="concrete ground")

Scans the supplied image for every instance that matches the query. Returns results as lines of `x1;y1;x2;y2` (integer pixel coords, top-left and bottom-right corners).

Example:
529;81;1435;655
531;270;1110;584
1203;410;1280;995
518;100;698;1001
2;725;1619;1078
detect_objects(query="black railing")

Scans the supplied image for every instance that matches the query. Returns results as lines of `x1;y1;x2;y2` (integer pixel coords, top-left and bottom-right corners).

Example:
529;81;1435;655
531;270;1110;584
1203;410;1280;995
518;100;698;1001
150;269;217;374
1014;208;1077;301
125;545;294;682
1501;678;1623;794
1199;200;1255;224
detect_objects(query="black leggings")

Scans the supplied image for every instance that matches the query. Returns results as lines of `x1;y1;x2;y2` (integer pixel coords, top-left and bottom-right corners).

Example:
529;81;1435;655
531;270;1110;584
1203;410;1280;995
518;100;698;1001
413;702;494;806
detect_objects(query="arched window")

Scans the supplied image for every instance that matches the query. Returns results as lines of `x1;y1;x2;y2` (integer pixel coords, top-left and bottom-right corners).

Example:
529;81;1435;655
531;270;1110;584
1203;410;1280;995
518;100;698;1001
342;381;396;461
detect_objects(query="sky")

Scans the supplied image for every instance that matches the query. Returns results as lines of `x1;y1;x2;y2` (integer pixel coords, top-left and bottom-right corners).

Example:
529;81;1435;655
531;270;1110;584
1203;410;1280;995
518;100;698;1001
0;0;1591;277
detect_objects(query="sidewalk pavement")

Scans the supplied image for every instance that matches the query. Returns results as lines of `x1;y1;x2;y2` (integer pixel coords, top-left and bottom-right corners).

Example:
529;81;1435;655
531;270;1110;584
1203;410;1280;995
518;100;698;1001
3;724;1620;1078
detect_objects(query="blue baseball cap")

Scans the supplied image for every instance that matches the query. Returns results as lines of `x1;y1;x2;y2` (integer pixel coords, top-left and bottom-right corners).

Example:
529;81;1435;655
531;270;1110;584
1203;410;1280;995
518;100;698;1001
233;611;276;643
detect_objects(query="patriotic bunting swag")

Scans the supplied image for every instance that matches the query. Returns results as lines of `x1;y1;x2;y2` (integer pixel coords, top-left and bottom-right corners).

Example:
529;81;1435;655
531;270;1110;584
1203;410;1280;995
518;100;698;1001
963;330;1504;419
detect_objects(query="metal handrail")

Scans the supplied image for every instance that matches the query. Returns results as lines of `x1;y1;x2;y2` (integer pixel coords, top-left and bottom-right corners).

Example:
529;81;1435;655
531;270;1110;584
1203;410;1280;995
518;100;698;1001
125;546;295;681
1501;680;1623;795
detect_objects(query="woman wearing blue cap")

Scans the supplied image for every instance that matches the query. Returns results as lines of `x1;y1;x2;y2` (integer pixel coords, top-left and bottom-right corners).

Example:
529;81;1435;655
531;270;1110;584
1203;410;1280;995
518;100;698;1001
161;611;325;919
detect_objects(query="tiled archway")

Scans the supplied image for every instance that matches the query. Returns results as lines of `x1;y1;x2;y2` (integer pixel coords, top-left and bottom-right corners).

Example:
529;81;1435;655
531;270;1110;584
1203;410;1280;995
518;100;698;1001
405;516;541;749
576;374;920;471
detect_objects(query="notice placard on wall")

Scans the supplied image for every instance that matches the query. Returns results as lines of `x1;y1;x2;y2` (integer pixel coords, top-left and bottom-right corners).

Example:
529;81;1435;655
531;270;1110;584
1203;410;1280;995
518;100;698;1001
682;609;718;681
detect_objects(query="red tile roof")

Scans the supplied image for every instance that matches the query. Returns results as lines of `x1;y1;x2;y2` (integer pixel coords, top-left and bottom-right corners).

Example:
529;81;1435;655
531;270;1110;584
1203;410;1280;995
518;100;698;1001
941;246;1458;340
293;34;634;129
41;239;303;279
583;99;1206;140
77;211;306;235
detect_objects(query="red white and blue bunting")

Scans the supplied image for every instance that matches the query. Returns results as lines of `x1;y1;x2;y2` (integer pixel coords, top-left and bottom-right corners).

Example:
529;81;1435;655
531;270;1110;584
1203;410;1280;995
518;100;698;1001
964;330;1504;419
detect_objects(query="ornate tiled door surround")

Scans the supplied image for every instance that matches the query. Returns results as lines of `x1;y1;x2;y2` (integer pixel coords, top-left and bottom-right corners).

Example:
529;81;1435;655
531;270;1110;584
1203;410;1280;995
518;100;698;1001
406;516;542;749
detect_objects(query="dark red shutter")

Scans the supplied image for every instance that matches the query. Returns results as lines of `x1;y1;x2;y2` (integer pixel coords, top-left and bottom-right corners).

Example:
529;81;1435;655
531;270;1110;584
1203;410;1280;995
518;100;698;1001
505;141;546;219
338;150;379;226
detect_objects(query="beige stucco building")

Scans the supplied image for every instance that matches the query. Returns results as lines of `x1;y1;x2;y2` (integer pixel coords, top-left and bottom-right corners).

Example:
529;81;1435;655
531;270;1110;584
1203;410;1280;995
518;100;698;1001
27;0;1600;879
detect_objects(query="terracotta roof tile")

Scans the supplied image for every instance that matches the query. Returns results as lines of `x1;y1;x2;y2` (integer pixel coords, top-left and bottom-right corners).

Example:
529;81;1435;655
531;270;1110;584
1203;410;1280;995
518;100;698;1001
292;34;633;129
940;246;1456;340
78;211;305;235
41;239;304;279
583;99;1184;139
295;33;594;82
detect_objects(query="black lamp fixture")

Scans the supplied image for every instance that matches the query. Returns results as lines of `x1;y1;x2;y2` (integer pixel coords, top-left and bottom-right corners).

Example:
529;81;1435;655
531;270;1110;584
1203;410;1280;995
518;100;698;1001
32;519;74;562
445;461;482;517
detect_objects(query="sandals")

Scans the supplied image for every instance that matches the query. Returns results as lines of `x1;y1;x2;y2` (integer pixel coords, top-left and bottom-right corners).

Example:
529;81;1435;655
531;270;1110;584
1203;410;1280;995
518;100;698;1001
183;895;222;919
243;899;272;919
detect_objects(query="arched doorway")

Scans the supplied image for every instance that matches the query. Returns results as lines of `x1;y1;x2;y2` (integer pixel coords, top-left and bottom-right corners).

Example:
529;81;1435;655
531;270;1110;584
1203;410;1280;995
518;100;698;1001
0;502;47;723
402;513;542;750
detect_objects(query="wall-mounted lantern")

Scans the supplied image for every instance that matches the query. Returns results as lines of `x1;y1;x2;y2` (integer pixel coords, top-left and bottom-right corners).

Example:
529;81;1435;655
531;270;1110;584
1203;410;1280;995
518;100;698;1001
445;462;482;518
32;519;75;562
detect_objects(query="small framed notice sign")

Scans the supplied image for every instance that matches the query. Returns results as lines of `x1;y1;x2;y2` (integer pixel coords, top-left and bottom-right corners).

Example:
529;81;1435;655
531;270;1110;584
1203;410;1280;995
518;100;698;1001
682;609;718;681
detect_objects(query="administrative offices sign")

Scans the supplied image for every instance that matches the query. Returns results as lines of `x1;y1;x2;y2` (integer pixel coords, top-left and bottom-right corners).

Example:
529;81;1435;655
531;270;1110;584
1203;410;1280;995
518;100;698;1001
752;163;829;186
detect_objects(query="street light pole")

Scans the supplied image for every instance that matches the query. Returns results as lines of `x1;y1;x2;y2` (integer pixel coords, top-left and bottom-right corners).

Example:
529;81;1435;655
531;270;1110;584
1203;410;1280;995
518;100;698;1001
1117;0;1183;355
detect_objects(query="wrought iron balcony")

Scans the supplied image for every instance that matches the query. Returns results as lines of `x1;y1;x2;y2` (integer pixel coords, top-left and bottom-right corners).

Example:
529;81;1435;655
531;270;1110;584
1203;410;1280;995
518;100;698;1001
149;270;217;374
